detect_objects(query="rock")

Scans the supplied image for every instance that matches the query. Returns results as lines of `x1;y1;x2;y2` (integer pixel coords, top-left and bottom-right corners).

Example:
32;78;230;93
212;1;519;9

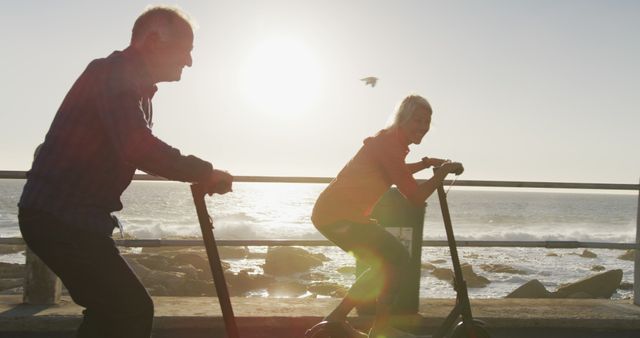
124;259;152;280
147;284;169;296
0;245;25;255
308;282;348;298
461;264;490;288
267;280;307;297
0;278;23;291
300;272;329;281
480;264;527;275
591;265;606;272
506;279;552;299
421;263;436;271
431;268;453;281
554;269;623;299
197;260;231;281
263;247;324;276
430;259;447;264
580;250;597;258
181;279;216;297
619;282;633;291
143;270;188;294
225;271;275;295
0;262;25;279
129;251;231;282
618;250;635;261
0;286;23;295
169;264;200;279
546;252;559;257
172;253;209;271
147;278;215;297
312;252;330;262
219;246;250;259
136;254;172;271
430;265;489;288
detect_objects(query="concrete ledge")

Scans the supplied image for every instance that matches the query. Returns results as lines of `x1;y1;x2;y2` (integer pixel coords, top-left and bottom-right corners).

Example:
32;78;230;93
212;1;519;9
2;296;640;333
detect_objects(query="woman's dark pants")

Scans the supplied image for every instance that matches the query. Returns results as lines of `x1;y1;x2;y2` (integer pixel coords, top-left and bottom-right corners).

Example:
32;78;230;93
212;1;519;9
318;221;411;307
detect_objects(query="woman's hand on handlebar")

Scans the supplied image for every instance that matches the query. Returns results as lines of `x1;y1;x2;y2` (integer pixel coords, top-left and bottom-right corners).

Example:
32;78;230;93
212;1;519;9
439;161;464;176
423;157;450;168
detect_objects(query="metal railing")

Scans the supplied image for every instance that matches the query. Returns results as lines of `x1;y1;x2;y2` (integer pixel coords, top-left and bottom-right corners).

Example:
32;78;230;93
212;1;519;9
1;170;639;304
1;237;638;250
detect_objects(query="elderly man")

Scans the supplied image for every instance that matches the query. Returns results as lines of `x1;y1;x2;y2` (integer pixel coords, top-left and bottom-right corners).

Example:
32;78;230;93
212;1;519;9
18;6;231;337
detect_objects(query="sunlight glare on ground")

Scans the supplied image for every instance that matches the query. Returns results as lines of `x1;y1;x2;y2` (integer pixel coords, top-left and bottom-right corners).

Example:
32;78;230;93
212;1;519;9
242;37;321;117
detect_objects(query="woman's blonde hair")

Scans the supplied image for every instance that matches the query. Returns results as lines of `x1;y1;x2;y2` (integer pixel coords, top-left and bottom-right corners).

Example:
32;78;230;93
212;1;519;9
387;94;432;129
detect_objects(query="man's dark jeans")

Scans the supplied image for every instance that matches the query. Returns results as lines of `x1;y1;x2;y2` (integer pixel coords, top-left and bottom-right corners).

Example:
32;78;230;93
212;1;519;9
19;208;153;338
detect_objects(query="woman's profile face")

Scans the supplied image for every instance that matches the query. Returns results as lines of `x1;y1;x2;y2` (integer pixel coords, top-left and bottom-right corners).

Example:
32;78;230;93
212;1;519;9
402;106;432;145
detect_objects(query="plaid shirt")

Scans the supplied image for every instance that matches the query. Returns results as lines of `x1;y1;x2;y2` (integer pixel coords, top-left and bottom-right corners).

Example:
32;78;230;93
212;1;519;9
19;47;213;235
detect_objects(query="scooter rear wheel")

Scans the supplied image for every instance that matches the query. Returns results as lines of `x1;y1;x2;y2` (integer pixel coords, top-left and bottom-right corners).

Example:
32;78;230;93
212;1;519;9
448;320;490;338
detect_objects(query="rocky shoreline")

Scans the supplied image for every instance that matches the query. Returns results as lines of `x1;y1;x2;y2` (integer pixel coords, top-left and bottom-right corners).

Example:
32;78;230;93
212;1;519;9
0;245;636;299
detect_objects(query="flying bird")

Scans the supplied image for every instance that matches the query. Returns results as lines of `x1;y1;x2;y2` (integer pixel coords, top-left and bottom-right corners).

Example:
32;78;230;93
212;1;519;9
360;76;378;87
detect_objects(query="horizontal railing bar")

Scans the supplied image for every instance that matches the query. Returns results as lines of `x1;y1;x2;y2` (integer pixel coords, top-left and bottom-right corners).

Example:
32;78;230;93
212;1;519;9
1;171;637;190
1;237;638;250
431;240;640;250
0;238;24;245
434;180;640;191
0;171;26;179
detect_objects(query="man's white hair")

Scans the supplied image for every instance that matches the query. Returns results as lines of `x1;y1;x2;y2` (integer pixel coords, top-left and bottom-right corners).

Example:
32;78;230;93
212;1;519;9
387;94;432;129
131;5;197;43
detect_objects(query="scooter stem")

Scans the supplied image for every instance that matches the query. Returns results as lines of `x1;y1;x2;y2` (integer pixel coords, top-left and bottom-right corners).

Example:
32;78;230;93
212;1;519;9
191;184;240;338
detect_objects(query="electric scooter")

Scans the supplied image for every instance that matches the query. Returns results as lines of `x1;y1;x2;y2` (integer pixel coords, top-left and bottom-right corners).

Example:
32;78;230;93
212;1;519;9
431;166;490;338
306;166;490;338
191;184;240;338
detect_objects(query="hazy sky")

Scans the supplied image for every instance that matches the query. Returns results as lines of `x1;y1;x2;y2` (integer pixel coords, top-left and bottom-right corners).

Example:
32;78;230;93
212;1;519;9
1;0;638;183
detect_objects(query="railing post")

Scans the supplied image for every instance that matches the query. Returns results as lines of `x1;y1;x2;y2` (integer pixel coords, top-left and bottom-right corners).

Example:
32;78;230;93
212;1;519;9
635;178;640;306
21;144;61;304
23;247;61;304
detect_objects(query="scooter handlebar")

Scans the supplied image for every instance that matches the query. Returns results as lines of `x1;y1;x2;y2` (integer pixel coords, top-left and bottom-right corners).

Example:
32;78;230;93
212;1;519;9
433;161;464;176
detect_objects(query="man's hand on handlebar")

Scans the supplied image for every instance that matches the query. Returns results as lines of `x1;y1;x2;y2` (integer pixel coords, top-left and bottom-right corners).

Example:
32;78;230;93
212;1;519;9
205;169;233;195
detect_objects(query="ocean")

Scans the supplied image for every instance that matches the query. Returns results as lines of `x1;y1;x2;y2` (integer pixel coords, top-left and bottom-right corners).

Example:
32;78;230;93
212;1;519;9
0;179;637;299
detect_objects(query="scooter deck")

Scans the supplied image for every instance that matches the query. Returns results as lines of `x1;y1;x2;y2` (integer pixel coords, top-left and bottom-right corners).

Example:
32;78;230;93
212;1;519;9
305;320;435;338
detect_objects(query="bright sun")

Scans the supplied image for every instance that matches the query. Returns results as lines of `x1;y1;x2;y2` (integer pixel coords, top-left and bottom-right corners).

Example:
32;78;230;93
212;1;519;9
242;37;321;116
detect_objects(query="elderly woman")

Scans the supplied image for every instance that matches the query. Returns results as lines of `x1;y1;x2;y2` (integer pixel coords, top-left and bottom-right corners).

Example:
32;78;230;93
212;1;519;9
307;95;463;338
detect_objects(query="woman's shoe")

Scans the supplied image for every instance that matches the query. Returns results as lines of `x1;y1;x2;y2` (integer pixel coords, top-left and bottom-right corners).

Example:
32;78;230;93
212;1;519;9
341;320;368;338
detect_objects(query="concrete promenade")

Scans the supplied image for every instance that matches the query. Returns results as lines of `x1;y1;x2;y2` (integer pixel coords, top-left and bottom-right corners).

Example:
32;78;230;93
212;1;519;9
1;296;640;337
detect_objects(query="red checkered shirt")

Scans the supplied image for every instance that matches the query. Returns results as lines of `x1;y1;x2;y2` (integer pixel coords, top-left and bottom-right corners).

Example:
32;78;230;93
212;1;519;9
19;47;213;235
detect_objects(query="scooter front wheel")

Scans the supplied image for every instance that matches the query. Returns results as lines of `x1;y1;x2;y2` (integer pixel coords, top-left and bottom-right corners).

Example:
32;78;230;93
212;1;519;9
448;319;490;338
